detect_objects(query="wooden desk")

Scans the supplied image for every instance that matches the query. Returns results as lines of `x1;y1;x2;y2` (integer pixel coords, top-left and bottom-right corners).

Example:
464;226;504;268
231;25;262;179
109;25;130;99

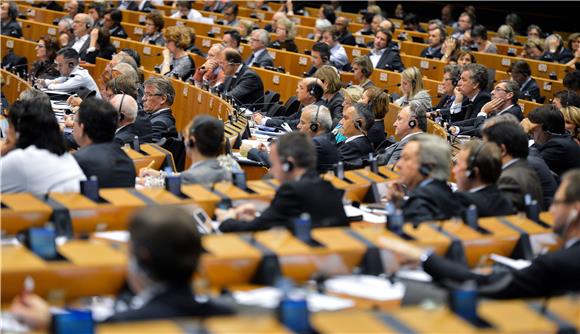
0;67;33;105
1;193;55;234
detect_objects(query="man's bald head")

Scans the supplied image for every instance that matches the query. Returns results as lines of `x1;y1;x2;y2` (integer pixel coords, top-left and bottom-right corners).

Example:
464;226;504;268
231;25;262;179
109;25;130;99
110;94;138;123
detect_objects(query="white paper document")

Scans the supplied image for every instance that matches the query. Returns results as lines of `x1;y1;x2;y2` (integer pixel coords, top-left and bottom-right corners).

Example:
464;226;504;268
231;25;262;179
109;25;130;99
324;275;406;301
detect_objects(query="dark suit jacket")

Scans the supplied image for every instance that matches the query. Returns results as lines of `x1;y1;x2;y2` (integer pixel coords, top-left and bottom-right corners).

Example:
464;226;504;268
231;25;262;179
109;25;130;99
84;44;116;64
337;136;373;164
246;50;275;68
322;92;344;125
369;45;404;72
528;147;558;208
403;179;464;225
337;31;356;46
77;37;92;62
109;25;128;39
434;94;455;110
313;132;339;172
73;142;136;188
423;240;580;299
145;108;177;142
377;132;419;166
456;185;515;217
114;123;140;146
498;159;544;211
519;78;542;102
420;46;444;59
126;1;155;12
265;100;324;129
454;91;492;122
219;170;348;232
453;104;523;137
536;135;580;177
368;119;386;149
223;65;264;106
1;20;23;38
105;285;233;322
269;40;298;53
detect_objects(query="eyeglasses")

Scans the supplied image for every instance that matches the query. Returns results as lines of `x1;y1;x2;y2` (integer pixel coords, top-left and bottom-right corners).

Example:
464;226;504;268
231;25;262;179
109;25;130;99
493;86;510;93
143;92;163;98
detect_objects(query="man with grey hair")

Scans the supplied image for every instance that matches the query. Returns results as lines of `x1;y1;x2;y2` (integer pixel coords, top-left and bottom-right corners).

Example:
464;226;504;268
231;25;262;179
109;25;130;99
384;133;463;225
447;63;491;122
71;13;93;59
110;94;140;146
450;80;522;137
246;29;274;68
298;105;339;172
142;77;177;142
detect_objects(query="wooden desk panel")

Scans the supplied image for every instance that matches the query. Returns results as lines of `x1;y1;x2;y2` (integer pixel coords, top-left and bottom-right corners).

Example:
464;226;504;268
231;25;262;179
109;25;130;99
1;193;53;234
392;307;476;333
97;320;185;334
312;311;396;333
479;300;558;333
205;315;291;334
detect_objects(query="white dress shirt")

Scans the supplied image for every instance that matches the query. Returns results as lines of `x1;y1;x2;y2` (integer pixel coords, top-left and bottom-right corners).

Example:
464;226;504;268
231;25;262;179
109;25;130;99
45;66;101;98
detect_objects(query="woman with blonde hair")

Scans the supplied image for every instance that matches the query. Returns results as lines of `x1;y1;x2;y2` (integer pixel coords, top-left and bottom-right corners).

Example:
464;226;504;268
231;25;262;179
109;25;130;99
361;86;390;149
561;106;580;145
394;67;432;111
269;17;297;53
314;65;344;124
160;26;195;81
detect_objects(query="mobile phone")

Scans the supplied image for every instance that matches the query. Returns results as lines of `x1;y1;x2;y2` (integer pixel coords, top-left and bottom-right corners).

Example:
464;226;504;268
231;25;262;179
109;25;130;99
193;208;213;234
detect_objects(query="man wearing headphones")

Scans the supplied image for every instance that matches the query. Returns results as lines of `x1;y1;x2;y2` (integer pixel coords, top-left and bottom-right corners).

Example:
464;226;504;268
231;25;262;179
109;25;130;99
509;60;542;102
321;26;349;71
253;78;324;129
453;140;515;217
524;105;580;176
380;168;580;299
449;80;523;137
103;9;128;39
72;98;136;188
110;94;140;146
420;26;445;60
448;63;492;122
384;134;463;225
217;132;347;232
367;28;404;72
218;47;264;106
297;105;340;172
10;206;233;327
337;103;374;165
0;2;23;38
36;48;101;98
305;42;332;78
71;13;93;58
377;102;427;166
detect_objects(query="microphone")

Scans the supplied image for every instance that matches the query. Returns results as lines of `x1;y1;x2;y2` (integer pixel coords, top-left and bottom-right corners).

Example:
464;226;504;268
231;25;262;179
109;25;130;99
383;83;401;94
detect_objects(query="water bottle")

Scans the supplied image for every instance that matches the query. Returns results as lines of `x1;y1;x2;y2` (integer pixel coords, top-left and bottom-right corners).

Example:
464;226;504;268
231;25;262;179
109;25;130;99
449;280;479;324
80;175;99;202
277;278;310;334
293;213;312;244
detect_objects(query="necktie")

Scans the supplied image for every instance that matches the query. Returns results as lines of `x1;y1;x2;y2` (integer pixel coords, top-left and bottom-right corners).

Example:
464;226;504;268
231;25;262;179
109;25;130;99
246;54;254;65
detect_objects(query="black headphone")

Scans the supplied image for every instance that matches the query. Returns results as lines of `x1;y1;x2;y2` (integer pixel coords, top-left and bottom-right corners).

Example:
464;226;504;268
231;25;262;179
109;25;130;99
354;119;364;132
7;3;18;20
419;163;431;176
117;92;126;122
310;105;321;132
408;119;417;128
68;61;75;69
466;142;485;179
281;155;294;173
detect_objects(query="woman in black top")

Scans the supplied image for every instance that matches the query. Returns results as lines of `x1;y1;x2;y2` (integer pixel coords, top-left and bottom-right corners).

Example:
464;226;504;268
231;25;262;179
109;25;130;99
83;27;116;64
30;35;60;80
269;17;298;53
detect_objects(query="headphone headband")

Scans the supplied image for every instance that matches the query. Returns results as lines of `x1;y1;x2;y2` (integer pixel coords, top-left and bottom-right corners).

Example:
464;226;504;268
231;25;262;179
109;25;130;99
466;142;485;179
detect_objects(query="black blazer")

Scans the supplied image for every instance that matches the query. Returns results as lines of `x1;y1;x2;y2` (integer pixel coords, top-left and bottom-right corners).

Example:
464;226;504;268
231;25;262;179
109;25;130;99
434;94;455;110
453;104;523;137
456;185;515;217
1;20;23;38
313;132;339;172
246;50;275;68
322;92;345;125
498;159;544;211
423;240;580;299
420;46;444;60
84;44;116;64
519;78;542;102
77;37;92;62
126;1;155;12
337;136;373;164
454;91;492;122
109;25;128;39
368;45;404;72
537;134;580;177
223;65;264;106
219;170;348;232
337;31;356;46
145;108;177;142
367;119;387;150
73;142;136;188
528;147;558;208
403;179;465;225
105;285;233;322
114;123;140;146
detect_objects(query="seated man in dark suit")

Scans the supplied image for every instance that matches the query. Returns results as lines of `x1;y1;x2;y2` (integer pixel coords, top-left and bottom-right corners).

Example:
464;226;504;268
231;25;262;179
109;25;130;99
377;101;427;166
509;60;542;102
297;105;340;172
141;76;178;142
420;26;445;60
482;121;544;211
218;47;264;106
337;103;374;166
10;206;233;328
453;140;515;217
366;28;404;72
525;105;580;176
384;134;464;225
429;65;461;120
335;17;356;46
245;29;274;68
380;169;580;299
304;42;332;78
110;94;139;146
72;98;136;188
217;132;347;232
450;80;523;137
445;63;491;122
